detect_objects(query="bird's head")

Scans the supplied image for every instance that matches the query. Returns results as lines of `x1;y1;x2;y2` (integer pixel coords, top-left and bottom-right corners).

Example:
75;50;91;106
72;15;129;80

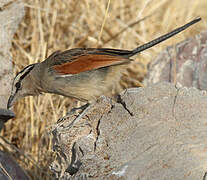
7;64;38;109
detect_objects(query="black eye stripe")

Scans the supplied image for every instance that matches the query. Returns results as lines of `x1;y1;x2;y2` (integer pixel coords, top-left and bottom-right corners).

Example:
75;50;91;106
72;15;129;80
14;64;36;93
16;64;36;81
15;82;21;89
15;82;21;94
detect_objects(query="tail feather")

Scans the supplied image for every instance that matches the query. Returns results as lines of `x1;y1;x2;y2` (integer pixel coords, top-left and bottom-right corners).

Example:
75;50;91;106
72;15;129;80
129;17;201;57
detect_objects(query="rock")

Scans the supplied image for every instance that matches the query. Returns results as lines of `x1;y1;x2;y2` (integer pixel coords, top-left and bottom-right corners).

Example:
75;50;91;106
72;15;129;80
0;151;30;180
50;82;207;179
145;31;207;90
0;2;28;180
0;108;15;131
0;0;24;108
0;108;15;121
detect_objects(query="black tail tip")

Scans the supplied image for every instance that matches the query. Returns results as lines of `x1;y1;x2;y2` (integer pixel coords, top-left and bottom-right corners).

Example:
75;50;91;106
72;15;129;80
194;17;202;22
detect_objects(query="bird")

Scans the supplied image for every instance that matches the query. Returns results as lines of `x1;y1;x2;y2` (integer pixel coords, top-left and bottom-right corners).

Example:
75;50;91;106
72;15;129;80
7;17;201;123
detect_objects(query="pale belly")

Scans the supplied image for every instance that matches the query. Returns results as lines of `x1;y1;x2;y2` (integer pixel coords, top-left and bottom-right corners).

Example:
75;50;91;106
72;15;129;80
43;66;125;102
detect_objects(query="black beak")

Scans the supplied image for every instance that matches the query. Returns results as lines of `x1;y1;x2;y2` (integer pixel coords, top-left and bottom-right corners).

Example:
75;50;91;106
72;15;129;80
7;95;14;109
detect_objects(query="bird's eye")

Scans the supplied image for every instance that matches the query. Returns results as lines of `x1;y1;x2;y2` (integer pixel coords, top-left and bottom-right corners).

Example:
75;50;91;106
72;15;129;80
15;82;21;89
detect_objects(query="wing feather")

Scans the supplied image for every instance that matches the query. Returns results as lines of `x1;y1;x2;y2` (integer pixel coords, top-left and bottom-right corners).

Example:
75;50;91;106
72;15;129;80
52;54;131;74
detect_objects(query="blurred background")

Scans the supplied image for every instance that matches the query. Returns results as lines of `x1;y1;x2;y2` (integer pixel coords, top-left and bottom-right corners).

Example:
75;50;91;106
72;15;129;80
1;0;206;179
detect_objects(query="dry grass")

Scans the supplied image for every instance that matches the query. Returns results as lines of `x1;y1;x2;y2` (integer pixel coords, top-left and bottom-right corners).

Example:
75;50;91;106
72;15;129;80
1;0;206;179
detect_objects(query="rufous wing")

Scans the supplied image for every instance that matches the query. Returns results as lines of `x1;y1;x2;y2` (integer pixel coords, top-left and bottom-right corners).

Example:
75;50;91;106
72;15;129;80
52;54;131;74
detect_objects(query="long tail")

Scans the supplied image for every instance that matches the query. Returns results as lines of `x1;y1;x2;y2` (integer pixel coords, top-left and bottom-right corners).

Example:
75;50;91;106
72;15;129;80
129;17;201;57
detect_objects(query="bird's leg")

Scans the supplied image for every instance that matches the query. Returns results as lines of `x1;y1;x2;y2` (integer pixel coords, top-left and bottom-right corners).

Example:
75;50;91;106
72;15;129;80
66;103;90;116
57;103;91;129
70;103;91;125
116;95;133;116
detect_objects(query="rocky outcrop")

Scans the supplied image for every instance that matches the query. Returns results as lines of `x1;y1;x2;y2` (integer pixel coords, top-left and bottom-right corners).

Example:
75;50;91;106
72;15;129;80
0;1;29;180
0;0;24;108
50;82;207;180
145;31;207;90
